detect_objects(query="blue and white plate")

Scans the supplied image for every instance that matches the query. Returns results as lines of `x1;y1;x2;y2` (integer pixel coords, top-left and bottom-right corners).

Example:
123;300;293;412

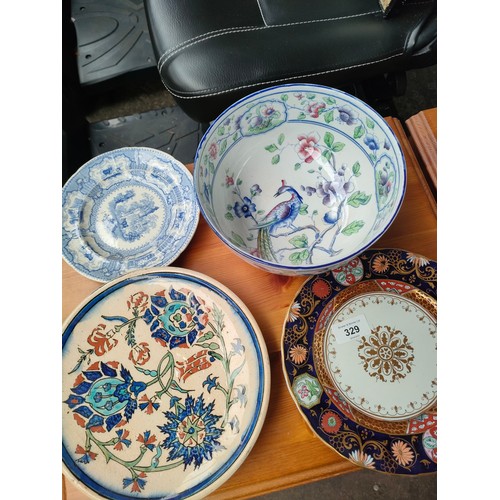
62;148;199;282
62;267;270;499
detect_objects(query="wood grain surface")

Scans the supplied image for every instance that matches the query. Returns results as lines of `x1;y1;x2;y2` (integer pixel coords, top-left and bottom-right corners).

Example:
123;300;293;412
406;108;437;197
62;117;436;500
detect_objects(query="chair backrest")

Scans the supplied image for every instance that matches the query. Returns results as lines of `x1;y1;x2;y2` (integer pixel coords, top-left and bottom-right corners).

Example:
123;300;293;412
144;0;437;123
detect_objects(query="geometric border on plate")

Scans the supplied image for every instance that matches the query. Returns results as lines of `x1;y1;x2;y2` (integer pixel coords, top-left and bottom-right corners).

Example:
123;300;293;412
62;147;199;282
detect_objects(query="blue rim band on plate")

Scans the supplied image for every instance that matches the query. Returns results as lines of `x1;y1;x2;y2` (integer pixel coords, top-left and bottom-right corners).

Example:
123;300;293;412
62;268;270;499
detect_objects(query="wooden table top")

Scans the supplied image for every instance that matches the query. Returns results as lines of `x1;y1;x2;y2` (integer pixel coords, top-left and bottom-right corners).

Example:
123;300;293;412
62;116;437;500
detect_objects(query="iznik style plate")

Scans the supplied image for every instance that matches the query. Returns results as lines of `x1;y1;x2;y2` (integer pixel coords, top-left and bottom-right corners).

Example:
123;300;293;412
62;147;199;282
282;248;437;474
62;268;270;500
194;84;406;275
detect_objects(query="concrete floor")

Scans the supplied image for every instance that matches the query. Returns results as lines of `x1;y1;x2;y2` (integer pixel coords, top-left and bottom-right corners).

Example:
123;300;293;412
72;65;437;499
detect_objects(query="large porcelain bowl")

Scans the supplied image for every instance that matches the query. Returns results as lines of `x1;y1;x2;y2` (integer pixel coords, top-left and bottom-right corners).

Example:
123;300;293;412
194;84;406;275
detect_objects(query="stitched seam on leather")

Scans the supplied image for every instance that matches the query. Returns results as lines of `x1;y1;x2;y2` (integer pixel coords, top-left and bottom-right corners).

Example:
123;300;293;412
157;10;380;71
256;0;268;26
164;51;404;99
158;26;258;67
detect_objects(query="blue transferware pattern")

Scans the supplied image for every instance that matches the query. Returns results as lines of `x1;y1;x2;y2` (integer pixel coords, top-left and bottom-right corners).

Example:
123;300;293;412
282;248;437;474
62;147;199;282
62;268;270;499
194;84;406;275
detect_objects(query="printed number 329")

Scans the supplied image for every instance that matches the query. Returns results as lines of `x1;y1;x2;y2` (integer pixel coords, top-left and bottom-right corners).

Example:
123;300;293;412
344;325;360;336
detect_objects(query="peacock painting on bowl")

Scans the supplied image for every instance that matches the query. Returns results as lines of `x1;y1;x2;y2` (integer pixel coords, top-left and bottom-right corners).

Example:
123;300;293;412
194;84;406;275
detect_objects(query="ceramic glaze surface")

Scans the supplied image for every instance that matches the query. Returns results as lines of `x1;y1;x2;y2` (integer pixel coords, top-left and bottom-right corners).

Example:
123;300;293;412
62;268;270;500
62;148;199;282
195;85;406;275
282;248;437;474
324;290;437;421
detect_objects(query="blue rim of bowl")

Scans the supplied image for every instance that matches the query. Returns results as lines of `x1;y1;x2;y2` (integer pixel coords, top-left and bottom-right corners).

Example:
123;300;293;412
62;147;200;282
194;83;407;273
62;267;271;500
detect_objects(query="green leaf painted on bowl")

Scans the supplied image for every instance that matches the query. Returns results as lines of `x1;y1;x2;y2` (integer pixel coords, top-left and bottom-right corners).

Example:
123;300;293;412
278;133;285;145
331;142;345;152
322;149;332;162
265;144;278;152
341;220;365;235
290;249;309;264
324;110;334;123
324;131;334;148
352;161;361;177
354;126;364;139
289;234;309;248
299;204;308;215
271;154;280;164
231;232;246;248
220;139;228;156
347;191;372;208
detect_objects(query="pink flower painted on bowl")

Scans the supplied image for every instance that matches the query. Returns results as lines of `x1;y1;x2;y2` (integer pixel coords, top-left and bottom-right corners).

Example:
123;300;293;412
225;175;234;187
307;102;326;118
209;142;218;159
296;132;321;164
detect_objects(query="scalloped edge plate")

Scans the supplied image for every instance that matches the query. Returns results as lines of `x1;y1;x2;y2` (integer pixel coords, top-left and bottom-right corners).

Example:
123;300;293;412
62;147;199;282
281;248;437;474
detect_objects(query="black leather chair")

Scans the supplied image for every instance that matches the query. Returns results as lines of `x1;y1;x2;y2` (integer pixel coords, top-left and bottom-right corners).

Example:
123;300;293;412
144;0;436;124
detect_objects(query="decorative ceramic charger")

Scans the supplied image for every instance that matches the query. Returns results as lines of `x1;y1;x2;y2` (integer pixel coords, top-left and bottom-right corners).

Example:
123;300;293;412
63;268;270;500
62;147;199;282
282;248;437;474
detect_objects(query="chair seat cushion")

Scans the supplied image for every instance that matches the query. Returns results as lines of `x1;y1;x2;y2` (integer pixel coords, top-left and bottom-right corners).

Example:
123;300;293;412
145;0;436;122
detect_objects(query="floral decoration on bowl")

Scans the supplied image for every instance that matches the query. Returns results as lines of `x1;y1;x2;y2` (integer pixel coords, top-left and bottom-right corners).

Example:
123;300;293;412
194;84;406;275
